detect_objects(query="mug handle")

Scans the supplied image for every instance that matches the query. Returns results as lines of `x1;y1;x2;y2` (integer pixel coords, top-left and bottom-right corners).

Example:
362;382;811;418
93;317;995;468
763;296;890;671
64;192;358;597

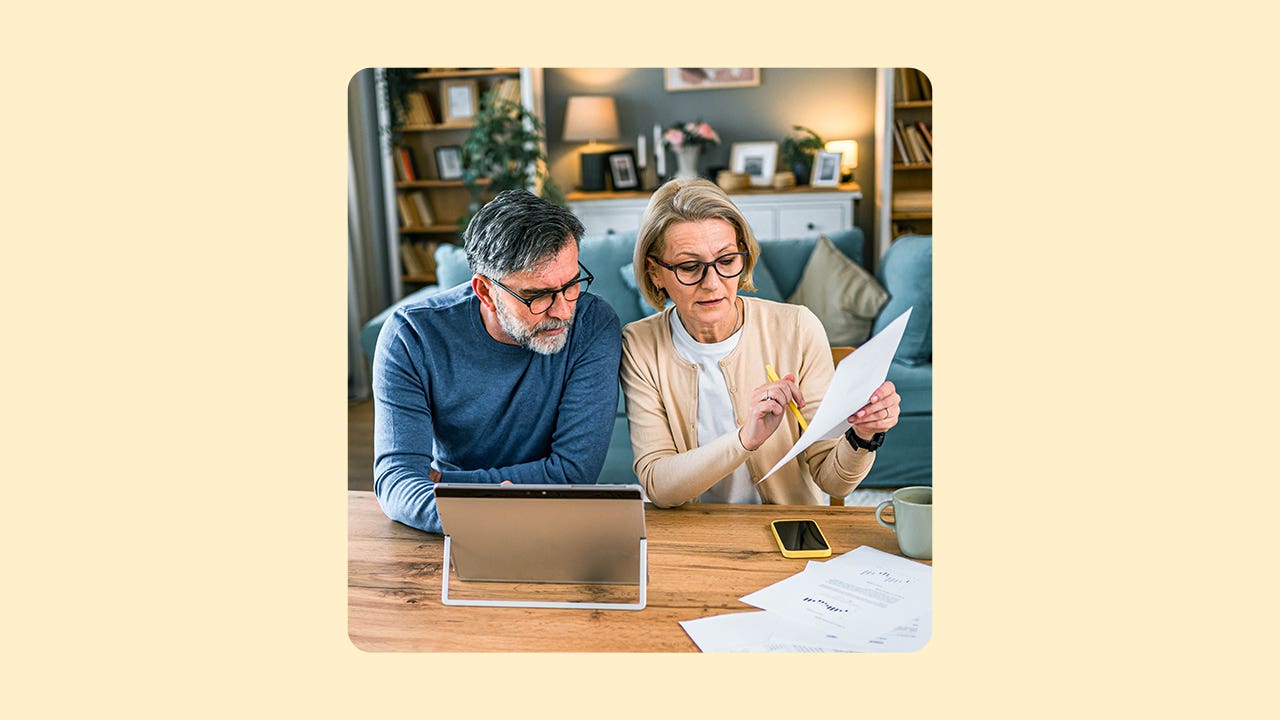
876;500;896;532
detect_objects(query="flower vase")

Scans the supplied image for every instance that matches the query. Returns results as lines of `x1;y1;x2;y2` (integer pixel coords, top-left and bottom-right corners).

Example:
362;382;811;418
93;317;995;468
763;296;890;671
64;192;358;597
673;146;702;180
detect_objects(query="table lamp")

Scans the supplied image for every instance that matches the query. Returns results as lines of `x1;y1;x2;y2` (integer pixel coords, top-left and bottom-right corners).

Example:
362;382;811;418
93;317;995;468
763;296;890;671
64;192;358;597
825;139;858;182
563;96;620;192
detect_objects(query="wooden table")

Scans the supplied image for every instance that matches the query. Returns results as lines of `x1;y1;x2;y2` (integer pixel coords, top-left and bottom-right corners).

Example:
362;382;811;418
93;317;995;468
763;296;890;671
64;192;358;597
348;490;928;652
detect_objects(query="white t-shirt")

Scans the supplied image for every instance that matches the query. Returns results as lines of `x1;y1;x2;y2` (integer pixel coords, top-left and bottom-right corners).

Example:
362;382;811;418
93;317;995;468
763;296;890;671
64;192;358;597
669;310;760;504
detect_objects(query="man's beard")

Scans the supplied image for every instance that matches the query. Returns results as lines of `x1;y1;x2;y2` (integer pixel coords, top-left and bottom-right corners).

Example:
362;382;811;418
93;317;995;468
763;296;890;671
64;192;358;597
494;298;574;355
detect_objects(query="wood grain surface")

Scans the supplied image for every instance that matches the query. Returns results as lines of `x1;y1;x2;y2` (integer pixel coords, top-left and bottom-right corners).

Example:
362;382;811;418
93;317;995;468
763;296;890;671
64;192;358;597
348;490;928;652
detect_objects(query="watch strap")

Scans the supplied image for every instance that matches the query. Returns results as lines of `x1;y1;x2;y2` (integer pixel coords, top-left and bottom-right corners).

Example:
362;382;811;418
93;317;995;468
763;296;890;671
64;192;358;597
845;427;885;451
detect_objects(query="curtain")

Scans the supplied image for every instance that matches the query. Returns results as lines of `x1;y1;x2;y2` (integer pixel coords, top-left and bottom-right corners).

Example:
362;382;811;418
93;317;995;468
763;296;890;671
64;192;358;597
348;69;399;402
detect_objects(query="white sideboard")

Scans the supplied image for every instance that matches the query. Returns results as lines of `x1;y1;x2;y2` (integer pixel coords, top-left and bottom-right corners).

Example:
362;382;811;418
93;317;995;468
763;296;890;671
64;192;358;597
566;184;862;240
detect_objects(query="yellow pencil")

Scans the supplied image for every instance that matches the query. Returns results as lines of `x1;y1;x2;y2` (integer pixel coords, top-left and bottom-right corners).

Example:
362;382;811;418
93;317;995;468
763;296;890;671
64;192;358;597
765;363;809;431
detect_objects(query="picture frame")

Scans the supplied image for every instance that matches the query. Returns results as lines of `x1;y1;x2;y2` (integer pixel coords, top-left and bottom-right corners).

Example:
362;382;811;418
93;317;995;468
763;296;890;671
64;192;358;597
664;68;761;92
811;150;842;187
435;146;463;181
729;141;779;187
607;150;639;191
441;80;479;123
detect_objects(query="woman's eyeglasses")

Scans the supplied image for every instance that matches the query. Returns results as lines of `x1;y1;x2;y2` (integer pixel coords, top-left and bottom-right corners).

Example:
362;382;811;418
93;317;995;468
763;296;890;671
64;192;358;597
649;251;748;286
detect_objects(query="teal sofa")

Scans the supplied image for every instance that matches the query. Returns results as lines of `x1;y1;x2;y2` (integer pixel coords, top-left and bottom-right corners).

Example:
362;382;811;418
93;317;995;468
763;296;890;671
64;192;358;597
359;228;932;491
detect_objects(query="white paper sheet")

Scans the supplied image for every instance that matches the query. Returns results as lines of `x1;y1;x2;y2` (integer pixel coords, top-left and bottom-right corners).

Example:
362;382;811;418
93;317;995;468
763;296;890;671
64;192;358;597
758;308;913;483
739;545;931;650
679;611;779;652
679;547;931;653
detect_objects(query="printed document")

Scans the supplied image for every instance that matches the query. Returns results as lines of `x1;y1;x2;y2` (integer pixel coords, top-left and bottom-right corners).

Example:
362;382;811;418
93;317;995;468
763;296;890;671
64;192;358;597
680;546;931;653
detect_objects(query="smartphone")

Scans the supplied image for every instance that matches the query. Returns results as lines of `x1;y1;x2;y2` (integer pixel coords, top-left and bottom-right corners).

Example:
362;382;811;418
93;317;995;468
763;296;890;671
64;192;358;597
770;519;832;559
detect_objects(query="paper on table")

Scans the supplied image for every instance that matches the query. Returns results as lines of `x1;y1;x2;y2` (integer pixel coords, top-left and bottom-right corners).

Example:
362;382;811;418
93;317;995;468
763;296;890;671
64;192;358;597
679;611;779;652
739;545;930;649
681;548;931;653
757;307;913;484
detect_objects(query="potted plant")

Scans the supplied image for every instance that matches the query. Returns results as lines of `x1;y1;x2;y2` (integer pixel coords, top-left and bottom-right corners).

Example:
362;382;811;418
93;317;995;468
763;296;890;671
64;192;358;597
458;89;564;237
779;125;825;186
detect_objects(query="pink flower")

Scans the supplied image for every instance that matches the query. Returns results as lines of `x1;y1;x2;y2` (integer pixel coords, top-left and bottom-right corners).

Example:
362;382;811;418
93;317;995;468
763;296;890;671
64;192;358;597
663;120;720;149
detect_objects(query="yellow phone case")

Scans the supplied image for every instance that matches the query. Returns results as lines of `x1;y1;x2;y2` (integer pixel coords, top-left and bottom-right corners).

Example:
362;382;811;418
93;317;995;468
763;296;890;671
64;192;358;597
770;518;832;558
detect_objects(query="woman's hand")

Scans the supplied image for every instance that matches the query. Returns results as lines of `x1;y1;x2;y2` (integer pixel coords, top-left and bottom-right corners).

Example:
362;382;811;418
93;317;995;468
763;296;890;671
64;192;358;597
847;380;900;441
739;374;805;451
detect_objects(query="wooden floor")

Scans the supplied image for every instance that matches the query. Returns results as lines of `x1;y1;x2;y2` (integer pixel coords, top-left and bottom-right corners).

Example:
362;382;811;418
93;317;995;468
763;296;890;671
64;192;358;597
348;399;375;491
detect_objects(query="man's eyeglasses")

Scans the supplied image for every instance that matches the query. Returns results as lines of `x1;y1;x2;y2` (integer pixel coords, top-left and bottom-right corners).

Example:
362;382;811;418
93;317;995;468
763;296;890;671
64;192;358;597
487;262;594;315
649;251;749;286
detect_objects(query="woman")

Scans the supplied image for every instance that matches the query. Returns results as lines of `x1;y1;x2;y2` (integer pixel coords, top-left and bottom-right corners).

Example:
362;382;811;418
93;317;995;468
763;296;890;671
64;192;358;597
620;179;899;507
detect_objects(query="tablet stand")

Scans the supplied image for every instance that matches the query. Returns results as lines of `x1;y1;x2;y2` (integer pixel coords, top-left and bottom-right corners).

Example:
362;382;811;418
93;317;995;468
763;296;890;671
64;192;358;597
440;535;647;611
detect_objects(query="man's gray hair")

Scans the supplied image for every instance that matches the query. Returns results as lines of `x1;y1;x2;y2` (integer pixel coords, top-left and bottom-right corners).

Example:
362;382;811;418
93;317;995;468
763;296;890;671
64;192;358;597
462;189;585;279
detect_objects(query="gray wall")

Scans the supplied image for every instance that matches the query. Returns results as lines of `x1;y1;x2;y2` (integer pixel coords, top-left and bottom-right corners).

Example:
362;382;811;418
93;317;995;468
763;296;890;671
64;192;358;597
544;68;879;244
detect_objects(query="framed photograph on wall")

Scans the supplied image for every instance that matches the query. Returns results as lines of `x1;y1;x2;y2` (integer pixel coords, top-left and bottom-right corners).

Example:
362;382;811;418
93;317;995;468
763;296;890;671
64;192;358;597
441;80;479;123
607;150;639;191
435;146;463;180
664;68;760;92
811;150;842;187
729;141;779;187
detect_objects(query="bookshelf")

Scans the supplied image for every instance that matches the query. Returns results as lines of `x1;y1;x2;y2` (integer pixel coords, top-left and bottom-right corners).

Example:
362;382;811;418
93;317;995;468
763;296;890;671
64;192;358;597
385;68;543;291
874;68;932;261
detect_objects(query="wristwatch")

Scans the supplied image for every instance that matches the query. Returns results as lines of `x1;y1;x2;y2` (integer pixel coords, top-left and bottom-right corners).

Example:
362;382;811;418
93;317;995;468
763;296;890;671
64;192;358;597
845;427;885;452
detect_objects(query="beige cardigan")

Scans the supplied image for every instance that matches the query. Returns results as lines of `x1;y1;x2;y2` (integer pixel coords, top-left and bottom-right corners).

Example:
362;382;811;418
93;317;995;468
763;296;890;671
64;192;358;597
620;296;874;508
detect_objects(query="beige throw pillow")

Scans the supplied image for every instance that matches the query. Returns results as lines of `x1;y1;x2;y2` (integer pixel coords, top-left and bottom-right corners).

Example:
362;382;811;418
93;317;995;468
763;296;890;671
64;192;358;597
786;235;889;346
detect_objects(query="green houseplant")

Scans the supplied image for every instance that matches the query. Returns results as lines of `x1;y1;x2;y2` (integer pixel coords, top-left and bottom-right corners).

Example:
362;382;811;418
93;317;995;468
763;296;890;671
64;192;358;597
779;125;825;186
458;90;563;237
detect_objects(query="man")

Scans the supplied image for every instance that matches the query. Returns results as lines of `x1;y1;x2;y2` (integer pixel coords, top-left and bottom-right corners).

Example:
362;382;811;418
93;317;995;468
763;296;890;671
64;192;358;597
372;190;622;533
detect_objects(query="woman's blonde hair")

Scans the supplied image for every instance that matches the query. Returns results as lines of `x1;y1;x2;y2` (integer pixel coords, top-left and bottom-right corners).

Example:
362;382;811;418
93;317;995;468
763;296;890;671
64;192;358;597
633;179;761;311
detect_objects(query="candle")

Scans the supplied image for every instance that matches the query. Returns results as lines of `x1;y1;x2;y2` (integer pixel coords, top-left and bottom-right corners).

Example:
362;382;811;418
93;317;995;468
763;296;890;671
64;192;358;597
654;123;665;177
637;134;646;169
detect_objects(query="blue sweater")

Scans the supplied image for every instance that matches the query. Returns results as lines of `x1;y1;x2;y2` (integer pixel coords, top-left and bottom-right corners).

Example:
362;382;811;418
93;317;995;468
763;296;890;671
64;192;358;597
372;283;622;533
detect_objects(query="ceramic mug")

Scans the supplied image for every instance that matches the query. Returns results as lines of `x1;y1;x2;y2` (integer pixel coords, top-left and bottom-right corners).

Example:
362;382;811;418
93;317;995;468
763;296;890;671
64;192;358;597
875;486;932;560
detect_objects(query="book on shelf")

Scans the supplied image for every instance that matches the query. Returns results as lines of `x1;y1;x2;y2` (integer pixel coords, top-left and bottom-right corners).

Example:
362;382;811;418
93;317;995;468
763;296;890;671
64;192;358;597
894;68;932;103
406;90;436;125
915;120;932;148
400;242;427;277
492;78;521;105
892;129;909;165
395;193;421;228
904;125;930;164
395;147;418;182
408;191;435;226
413;241;439;276
400;241;440;279
893;119;912;164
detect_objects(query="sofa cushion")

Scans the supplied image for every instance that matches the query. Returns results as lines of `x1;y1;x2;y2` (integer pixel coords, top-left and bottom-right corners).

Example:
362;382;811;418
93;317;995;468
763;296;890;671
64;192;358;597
886;359;932;415
758;227;865;298
579;232;643;326
738;256;784;302
874;234;931;365
434;243;472;290
786;235;888;346
619;262;662;318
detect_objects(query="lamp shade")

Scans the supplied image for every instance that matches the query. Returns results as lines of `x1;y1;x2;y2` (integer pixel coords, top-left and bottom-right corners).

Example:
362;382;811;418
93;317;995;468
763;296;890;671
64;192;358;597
563;96;620;143
825;140;858;172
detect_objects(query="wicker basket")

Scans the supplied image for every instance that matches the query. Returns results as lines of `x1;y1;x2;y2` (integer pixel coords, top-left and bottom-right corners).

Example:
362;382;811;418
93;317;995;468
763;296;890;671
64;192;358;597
716;171;750;192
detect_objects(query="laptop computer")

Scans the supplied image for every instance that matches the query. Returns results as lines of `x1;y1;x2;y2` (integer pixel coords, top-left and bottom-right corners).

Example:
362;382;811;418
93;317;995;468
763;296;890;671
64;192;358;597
434;483;647;610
